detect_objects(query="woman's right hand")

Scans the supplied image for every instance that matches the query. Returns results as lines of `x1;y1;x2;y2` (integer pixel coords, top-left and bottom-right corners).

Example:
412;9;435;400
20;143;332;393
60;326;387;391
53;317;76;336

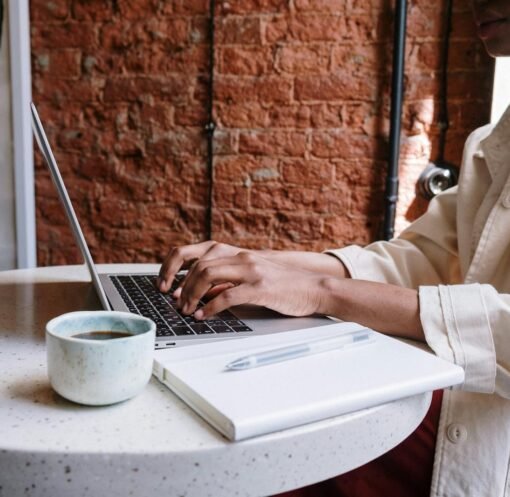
157;241;247;293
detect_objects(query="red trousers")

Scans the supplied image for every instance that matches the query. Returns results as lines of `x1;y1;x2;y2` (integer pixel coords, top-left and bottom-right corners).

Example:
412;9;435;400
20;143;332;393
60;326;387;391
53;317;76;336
276;390;444;497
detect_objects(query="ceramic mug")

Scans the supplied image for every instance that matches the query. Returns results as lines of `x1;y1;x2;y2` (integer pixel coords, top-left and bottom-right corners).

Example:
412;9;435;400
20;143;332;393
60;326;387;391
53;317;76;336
46;311;156;406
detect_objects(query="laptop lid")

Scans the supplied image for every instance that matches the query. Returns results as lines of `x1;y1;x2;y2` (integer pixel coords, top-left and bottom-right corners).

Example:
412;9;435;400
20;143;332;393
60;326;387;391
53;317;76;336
30;102;111;310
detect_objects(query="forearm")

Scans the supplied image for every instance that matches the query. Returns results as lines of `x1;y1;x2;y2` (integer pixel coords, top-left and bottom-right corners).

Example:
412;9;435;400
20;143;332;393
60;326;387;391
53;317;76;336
318;277;425;341
259;250;348;278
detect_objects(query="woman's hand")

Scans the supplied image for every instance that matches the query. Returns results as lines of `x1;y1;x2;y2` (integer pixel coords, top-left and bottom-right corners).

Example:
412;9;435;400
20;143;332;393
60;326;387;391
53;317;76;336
157;241;247;293
158;241;348;293
172;251;329;319
157;242;424;341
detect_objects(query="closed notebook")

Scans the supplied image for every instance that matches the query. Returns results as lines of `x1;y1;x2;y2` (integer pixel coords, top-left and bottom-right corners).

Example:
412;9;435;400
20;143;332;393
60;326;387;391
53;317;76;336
152;322;465;441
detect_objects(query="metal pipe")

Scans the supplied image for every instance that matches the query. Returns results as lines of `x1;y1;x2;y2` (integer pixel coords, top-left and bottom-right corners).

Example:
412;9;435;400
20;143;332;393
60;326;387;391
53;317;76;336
383;0;407;241
205;0;216;241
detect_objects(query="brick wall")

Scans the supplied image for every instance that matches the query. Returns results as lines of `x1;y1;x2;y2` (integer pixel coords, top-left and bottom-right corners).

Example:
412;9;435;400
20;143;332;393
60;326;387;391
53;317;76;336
30;0;493;265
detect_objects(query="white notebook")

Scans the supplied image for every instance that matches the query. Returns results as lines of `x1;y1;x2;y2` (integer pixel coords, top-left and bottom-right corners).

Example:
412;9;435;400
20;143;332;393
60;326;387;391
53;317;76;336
152;322;464;441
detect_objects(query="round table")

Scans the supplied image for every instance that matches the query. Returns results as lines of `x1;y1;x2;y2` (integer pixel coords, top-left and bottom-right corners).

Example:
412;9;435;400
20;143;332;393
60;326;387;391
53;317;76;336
0;264;431;497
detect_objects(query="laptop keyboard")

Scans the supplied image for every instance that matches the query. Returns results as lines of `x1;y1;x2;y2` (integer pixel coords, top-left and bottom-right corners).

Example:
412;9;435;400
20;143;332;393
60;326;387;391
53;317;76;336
110;274;253;337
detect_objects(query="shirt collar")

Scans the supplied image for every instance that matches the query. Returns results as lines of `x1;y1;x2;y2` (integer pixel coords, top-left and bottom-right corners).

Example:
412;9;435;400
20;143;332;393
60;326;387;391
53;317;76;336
479;104;510;178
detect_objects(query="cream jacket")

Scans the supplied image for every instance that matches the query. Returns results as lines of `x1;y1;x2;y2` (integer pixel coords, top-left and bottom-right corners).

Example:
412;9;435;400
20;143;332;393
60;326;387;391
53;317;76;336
327;104;510;497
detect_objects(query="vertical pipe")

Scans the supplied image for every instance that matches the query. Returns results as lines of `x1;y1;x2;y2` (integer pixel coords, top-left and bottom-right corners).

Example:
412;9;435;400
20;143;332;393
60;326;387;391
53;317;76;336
205;0;216;241
383;0;407;241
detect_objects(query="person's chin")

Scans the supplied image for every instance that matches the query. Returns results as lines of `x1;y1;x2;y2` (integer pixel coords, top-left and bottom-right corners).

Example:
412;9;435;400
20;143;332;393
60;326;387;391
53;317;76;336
482;38;510;57
477;18;510;57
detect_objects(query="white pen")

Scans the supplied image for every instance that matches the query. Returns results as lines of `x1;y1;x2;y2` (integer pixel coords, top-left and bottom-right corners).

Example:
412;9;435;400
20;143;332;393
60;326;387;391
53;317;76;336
225;328;375;371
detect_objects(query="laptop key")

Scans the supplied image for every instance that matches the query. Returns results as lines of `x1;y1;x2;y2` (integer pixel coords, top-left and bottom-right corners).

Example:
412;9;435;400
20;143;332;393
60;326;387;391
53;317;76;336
172;326;195;336
211;325;232;333
190;323;214;334
232;326;253;332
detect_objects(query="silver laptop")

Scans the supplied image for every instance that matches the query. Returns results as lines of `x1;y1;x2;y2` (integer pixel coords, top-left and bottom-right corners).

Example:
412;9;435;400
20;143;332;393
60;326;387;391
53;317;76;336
31;103;332;349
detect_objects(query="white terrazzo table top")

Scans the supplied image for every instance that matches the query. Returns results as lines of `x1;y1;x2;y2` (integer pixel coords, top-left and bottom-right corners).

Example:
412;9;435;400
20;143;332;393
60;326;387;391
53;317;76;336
0;264;431;497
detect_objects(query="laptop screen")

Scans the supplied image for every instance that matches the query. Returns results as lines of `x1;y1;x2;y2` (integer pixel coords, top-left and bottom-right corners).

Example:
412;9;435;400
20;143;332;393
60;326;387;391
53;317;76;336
30;102;111;310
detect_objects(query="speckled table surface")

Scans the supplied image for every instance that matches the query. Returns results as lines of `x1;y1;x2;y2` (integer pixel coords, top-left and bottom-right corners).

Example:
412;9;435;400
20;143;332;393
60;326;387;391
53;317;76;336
0;264;431;497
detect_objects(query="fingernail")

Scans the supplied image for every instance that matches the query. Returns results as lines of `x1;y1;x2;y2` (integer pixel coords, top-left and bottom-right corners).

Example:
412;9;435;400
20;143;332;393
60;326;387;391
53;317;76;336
194;309;204;320
173;287;182;298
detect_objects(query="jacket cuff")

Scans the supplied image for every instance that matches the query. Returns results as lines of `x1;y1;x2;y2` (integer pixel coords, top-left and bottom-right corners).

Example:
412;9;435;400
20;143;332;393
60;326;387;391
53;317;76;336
419;284;496;393
324;245;375;281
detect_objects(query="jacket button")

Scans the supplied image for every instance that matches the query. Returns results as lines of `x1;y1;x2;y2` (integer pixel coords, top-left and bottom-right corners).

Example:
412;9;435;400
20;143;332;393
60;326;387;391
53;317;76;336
502;193;510;208
446;423;467;444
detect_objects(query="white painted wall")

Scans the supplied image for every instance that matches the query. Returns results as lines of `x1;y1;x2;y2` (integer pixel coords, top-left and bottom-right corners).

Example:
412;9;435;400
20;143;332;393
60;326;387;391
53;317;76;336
0;0;16;270
491;57;510;124
9;0;36;268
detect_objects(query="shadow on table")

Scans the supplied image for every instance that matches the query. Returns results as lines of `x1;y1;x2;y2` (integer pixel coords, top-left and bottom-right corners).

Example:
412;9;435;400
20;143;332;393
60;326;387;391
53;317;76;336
8;378;128;412
0;280;102;342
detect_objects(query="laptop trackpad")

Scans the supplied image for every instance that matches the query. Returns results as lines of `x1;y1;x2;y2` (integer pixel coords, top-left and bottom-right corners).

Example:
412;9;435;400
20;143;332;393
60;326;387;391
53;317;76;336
230;305;334;334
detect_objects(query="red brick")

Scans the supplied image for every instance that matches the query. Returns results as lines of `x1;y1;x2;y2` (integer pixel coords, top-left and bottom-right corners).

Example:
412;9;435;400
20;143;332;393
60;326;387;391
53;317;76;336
275;45;330;74
213;183;249;209
309;104;343;128
116;0;160;19
219;47;273;76
31;23;97;49
145;18;191;46
103;77;191;103
268;105;312;128
72;0;114;21
449;41;486;70
30;0;69;22
34;49;82;79
239;131;307;156
281;157;334;186
331;44;382;74
33;78;98;104
265;14;376;43
294;0;345;12
173;0;209;14
214;130;239;155
218;0;289;15
407;4;442;38
311;131;386;159
215;102;269;128
295;73;376;102
218;210;275;237
214;155;278;183
216;17;262;45
172;103;206;127
451;11;479;39
215;76;293;104
146;130;207;157
133;102;174;130
274;212;323;243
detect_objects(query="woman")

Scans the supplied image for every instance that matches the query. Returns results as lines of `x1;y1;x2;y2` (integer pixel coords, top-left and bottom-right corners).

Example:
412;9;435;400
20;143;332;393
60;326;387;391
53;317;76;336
158;1;510;495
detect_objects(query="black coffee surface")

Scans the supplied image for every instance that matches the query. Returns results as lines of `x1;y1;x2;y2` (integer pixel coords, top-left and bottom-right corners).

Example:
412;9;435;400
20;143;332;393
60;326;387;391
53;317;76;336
72;331;133;340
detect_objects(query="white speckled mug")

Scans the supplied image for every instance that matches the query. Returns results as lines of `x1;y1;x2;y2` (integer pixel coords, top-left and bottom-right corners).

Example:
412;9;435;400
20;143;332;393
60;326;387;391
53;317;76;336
46;311;156;406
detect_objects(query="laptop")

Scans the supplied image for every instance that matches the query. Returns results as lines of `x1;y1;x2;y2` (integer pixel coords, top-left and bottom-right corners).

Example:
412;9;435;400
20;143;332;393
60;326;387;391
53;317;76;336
30;103;333;349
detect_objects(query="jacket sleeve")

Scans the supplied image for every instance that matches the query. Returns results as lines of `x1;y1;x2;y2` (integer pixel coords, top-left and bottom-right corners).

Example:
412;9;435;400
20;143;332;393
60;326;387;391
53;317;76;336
324;183;460;289
325;185;503;396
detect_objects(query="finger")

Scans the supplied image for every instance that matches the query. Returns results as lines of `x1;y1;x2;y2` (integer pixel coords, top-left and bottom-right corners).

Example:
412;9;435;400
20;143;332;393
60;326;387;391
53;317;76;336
194;285;256;320
179;256;255;314
158;241;215;292
174;276;232;300
172;244;238;297
203;282;235;301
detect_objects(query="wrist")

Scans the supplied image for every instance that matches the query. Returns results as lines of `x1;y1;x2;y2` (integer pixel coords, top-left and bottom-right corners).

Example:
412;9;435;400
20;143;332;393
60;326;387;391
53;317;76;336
316;276;348;317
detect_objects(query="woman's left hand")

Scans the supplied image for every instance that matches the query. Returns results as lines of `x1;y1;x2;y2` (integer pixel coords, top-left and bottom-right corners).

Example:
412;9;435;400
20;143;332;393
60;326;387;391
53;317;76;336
173;251;329;320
